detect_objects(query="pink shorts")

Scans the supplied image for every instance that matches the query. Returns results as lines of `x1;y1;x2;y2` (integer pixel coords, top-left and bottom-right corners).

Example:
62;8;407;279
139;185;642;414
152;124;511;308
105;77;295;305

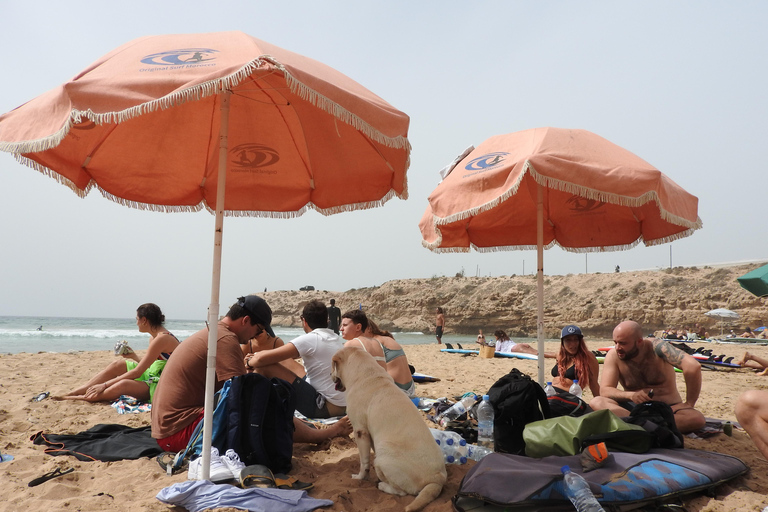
155;411;204;452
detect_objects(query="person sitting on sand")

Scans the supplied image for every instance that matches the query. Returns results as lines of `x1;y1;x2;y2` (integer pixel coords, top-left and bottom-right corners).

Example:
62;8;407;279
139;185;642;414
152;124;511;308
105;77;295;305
152;296;351;453
61;303;179;403
552;325;600;396
494;330;556;358
736;352;768;375
590;320;706;434
368;318;418;398
735;389;768;460
740;327;756;338
245;299;347;419
339;309;387;371
239;326;306;377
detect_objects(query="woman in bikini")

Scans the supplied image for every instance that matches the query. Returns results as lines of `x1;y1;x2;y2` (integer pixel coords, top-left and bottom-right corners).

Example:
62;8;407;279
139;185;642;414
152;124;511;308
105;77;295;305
60;303;179;403
340;310;387;371
367;319;417;398
552;324;600;396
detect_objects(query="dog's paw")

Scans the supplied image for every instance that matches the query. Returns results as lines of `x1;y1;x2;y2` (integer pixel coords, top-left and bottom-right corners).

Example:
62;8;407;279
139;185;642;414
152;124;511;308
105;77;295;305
351;471;369;480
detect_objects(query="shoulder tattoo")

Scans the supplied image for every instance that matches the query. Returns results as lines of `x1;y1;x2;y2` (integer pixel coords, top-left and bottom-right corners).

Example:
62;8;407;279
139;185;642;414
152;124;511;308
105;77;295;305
652;339;685;366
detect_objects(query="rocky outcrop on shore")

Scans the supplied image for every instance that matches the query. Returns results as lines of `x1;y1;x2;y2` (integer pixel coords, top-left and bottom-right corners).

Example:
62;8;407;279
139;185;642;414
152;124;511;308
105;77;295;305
261;262;768;338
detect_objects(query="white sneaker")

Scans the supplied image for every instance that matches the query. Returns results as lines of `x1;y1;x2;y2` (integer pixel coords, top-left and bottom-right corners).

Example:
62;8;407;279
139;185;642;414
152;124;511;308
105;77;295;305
188;447;234;482
221;449;246;480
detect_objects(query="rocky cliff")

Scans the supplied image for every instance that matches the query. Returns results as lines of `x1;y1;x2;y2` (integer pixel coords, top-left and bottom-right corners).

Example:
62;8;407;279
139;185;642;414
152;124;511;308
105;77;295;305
261;262;768;338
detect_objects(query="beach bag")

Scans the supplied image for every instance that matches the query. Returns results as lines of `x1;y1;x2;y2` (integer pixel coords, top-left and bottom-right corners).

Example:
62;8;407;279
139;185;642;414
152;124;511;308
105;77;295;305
487;368;550;455
523;409;654;457
226;373;296;474
547;390;592;417
624;401;684;449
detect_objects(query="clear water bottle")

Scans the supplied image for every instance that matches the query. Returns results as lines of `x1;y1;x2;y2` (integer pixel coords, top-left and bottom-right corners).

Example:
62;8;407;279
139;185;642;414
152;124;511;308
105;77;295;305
429;428;465;447
561;465;605;512
466;444;493;462
446;445;468;464
569;379;583;398
477;395;495;450
437;395;477;427
544;382;556;397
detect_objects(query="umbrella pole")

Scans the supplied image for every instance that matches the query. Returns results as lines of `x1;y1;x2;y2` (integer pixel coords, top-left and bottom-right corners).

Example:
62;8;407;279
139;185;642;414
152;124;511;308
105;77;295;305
536;184;545;387
201;90;231;480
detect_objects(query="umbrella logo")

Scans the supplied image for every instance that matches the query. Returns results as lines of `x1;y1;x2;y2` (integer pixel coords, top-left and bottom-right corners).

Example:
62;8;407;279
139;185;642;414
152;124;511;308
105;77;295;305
230;144;280;170
140;48;218;66
565;195;606;213
464;152;509;172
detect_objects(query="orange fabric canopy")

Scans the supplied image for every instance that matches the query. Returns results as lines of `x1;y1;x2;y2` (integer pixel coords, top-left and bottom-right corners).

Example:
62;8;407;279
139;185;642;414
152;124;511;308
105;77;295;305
0;31;410;216
420;127;701;253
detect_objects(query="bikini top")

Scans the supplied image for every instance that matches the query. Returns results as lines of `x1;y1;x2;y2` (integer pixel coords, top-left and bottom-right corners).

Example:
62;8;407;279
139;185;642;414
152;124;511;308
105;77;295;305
551;362;577;380
158;332;180;361
353;337;386;363
381;343;406;363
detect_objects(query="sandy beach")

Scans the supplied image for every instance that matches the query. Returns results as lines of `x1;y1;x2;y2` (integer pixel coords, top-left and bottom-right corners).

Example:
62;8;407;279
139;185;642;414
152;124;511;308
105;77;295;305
2;339;768;512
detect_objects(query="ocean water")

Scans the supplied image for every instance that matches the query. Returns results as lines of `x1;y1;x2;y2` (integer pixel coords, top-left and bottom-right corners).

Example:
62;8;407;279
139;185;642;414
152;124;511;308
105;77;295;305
0;316;484;354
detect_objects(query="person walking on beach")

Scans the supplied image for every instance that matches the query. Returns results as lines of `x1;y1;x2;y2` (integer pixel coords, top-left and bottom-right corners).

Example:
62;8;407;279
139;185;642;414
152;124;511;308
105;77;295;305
435;307;445;344
328;298;341;334
590;320;706;434
61;303;179;403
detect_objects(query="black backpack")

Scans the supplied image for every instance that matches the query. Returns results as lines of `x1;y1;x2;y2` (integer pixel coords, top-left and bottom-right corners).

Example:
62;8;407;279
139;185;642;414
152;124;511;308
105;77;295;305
624;401;684;449
226;373;296;474
547;390;592;418
487;368;551;455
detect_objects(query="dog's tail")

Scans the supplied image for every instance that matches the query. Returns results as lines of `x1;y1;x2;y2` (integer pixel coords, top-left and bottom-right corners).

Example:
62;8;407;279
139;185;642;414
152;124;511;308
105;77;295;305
405;482;443;512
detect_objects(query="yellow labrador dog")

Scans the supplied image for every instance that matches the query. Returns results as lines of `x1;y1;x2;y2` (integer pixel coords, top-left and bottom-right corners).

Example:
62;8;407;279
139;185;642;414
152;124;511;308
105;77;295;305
331;346;446;512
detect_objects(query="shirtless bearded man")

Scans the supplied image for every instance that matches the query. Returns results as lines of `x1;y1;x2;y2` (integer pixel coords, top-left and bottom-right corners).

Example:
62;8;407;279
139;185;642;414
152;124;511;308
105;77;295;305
590;320;706;434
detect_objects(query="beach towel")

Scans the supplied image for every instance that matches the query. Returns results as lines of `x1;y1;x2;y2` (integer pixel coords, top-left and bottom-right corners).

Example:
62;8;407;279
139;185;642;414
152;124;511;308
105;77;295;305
30;424;162;461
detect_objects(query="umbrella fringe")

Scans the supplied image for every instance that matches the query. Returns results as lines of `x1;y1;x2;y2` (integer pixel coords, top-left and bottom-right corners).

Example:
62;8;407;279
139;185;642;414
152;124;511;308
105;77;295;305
2;57;411;157
432;162;702;233
13;154;88;198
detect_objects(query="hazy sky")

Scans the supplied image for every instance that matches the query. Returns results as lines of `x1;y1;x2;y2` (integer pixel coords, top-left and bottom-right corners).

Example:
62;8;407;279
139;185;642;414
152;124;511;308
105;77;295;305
1;2;766;320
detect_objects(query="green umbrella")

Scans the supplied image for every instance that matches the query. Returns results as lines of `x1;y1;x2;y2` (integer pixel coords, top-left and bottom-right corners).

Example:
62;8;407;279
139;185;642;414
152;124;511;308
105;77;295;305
737;263;768;297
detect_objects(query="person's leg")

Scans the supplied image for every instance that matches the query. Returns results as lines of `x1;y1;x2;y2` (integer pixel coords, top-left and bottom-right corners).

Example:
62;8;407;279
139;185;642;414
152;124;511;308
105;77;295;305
670;404;706;434
292;416;352;444
254;361;302;382
63;379;150;402
737;351;768;369
589;396;632;417
513;344;557;359
736;390;768;460
63;359;130;397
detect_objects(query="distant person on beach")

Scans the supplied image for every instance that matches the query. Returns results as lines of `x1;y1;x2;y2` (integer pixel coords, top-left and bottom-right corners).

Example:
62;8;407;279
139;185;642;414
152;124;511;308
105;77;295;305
493;329;556;358
435;307;445;344
61;303;179;403
740;327;755;338
736;352;768;375
735;389;768;460
328;298;341;335
245;299;348;419
152;296;350;452
553;325;600;396
339;309;387;370
590;320;706;434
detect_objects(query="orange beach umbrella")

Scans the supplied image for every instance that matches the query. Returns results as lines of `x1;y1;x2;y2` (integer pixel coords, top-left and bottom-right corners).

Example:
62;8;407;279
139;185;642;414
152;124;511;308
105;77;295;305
0;31;410;477
419;127;701;384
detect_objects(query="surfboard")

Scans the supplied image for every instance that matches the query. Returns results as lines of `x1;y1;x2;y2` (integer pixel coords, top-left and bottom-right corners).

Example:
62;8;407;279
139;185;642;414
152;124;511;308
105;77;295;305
440;348;539;360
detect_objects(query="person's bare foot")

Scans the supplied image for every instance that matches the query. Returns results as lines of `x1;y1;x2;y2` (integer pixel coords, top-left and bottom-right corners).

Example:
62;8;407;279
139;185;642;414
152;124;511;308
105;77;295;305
737;351;751;366
757;368;768;377
327;416;353;439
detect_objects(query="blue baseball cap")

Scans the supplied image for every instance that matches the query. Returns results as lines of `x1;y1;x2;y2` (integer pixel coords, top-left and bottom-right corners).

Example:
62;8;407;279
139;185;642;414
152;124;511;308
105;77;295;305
561;325;583;339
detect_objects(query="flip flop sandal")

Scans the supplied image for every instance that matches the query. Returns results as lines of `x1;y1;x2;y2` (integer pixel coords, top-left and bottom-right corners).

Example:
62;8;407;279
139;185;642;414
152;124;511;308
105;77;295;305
28;467;74;487
274;473;314;490
31;392;50;402
240;464;275;489
156;451;186;475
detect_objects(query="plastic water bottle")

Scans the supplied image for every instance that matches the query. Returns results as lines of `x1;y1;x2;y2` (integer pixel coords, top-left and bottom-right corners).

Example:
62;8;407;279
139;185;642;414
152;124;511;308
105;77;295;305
569;379;583;398
445;444;468;464
466;444;493;461
477;395;495;450
429;428;465;448
561;465;605;512
437;395;477;427
544;382;556;397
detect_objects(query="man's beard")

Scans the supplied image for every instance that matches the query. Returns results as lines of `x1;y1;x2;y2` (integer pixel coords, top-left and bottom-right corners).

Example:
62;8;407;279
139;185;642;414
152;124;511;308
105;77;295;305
618;344;640;360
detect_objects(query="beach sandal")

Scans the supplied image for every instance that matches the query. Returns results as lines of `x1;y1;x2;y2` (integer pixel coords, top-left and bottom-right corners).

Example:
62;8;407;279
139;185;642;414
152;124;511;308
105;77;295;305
240;464;276;488
274;473;314;490
156;451;186;475
28;467;74;487
31;391;50;402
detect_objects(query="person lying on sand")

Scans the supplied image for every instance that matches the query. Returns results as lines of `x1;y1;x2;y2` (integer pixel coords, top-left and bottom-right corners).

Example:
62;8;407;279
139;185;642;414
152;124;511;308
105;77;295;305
494;330;556;358
60;303;179;403
736;352;768;375
590;320;706;434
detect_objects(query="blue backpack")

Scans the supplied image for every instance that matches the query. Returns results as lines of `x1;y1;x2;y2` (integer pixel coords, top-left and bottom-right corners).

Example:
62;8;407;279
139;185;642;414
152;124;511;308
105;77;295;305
226;373;296;474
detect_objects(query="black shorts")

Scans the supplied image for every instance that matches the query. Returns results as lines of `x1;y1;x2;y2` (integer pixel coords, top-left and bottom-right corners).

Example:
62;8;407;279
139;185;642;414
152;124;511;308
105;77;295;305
436;326;443;338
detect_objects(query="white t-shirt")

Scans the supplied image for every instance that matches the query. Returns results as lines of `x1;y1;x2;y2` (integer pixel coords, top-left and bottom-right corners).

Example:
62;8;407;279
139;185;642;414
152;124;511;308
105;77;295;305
290;328;346;407
495;339;518;354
